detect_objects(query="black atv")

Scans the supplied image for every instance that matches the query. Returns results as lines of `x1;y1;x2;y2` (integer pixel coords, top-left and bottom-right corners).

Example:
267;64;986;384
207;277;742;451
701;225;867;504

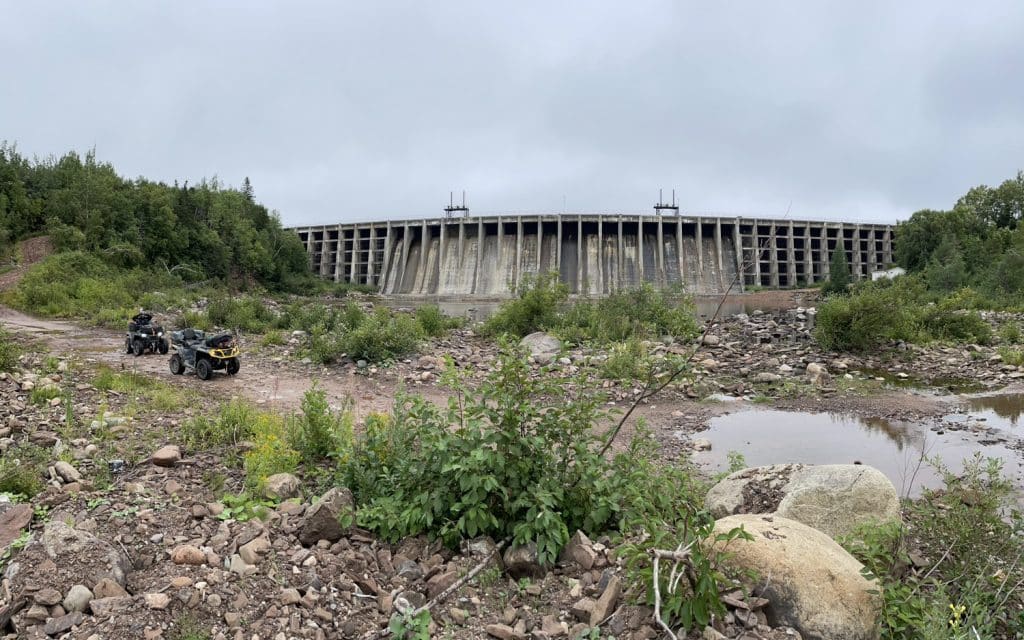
168;329;241;380
126;312;169;357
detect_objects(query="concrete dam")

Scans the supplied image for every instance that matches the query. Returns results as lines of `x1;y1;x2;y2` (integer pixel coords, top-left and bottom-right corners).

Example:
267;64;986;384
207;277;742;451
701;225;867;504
293;214;895;297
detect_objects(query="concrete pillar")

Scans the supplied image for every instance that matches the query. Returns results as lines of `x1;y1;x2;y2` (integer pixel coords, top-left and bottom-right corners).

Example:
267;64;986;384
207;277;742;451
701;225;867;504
787;220;797;287
438;221;448;290
637;215;644;282
380;222;392;293
676;217;684;285
515;218;523;287
348;228;358;285
576;216;583;293
803;224;813;285
769;223;779;288
367;226;376;286
656;217;665;285
556;214;563;274
696;218;704;279
497;216;504;281
617;217;624;290
597;219;604;294
852;224;863;279
476;218;483;293
732;222;743;291
418;221;428;291
883;228;893;266
753;224;762;287
714;218;724;289
458;219;465;263
398;223;411;293
537;217;544;273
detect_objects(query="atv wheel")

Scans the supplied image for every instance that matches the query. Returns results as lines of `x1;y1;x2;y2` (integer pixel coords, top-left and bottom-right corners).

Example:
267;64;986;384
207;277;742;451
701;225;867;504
169;354;184;375
226;358;240;375
125;337;133;354
132;339;144;357
196;358;213;381
158;339;169;355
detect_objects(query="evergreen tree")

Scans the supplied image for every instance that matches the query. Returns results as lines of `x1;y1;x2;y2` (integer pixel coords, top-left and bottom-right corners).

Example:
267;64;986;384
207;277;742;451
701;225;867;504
823;247;851;296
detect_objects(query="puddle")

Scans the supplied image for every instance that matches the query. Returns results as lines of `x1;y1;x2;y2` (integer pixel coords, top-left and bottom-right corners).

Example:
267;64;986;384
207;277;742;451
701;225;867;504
967;393;1024;429
691;409;1024;497
857;367;986;394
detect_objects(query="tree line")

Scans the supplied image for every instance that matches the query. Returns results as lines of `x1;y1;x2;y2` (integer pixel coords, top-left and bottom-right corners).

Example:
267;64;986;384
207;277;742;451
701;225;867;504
0;143;309;289
895;171;1024;301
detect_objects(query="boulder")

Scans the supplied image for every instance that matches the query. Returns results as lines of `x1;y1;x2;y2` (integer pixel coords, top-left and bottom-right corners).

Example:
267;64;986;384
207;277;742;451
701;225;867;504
705;464;804;519
62;584;93;613
502;542;544;579
710;514;881;640
38;520;131;588
0;503;32;550
298;487;354;546
263;472;301;500
519;332;561;357
776;464;901;540
805;362;831;387
53;461;82;484
151;445;181;467
705;464;900;541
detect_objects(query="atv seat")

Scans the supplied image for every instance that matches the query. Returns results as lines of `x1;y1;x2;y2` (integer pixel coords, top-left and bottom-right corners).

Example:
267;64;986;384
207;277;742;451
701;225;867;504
182;329;200;342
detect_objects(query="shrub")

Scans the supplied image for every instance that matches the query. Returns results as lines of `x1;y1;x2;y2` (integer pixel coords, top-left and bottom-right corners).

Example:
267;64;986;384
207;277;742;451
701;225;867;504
0;327;20;372
290;384;353;460
414;304;460;337
181;398;259;449
841;454;1024;639
919;307;992;344
260;330;285;347
821;248;851;296
340;308;423;362
206;294;277;333
244;414;301;490
481;272;568;338
600;337;652;381
998;346;1024;366
0;444;47;497
815;285;917;351
999;322;1022;345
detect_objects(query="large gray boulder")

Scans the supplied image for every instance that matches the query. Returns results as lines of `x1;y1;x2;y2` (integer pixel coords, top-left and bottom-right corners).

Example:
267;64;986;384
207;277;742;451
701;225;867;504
776;464;901;540
39;520;131;589
519;332;561;359
704;464;804;519
710;514;881;640
298;487;354;546
705;463;901;540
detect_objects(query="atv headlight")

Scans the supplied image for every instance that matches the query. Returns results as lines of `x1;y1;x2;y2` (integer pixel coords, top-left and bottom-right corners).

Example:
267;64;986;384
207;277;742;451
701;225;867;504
158;331;163;336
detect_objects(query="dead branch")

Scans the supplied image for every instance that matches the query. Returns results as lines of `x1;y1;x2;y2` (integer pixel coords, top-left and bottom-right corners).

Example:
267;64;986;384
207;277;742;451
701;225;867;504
361;539;507;639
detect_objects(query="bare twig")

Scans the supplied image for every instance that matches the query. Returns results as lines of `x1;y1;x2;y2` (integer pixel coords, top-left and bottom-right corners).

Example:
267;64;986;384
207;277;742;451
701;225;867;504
361;539;508;639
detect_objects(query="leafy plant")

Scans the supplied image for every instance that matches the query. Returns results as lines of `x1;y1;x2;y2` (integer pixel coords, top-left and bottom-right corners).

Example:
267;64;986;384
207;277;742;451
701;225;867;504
481;271;569;338
389;608;431;640
217;492;274;522
414;304;460;337
0;326;20;372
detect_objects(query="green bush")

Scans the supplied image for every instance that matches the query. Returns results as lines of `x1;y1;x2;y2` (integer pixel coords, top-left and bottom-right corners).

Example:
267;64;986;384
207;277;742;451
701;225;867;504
205;294;277;333
0;444;47;497
815;283;917;351
340;308;423;362
999;322;1022;345
919;307;992;344
481;272;568;338
600;337;652;381
414;304;460;337
564;285;699;344
842;455;1024;639
0;327;20;372
243;414;301;490
290;384;353;460
181;398;259;449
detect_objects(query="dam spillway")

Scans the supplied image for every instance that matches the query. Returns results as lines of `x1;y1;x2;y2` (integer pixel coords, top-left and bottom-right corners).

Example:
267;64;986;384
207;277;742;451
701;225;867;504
292;214;895;297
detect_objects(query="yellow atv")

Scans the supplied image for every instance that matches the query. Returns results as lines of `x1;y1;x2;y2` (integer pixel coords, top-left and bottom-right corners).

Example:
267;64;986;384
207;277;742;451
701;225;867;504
168;329;240;380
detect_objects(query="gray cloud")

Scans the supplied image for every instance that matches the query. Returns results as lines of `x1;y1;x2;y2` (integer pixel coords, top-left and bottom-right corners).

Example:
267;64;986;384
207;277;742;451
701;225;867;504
3;1;1023;226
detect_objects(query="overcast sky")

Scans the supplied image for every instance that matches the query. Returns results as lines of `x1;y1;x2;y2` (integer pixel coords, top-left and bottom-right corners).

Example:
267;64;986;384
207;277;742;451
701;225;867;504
3;2;1023;226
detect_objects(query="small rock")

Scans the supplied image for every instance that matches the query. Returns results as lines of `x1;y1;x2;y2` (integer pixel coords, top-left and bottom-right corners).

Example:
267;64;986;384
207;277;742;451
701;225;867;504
170;544;206;566
34;587;63;606
263;473;301;500
63;584;94;613
692;438;712;452
53;461;82;484
151;445;181;467
145;592;171;610
44;611;84;636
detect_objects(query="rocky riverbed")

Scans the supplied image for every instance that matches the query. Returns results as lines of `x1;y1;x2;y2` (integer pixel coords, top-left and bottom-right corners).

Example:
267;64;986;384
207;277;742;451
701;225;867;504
2;301;1024;639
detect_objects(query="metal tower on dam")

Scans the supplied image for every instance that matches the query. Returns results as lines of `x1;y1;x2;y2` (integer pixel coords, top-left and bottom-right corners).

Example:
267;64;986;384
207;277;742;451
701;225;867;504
291;212;895;297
